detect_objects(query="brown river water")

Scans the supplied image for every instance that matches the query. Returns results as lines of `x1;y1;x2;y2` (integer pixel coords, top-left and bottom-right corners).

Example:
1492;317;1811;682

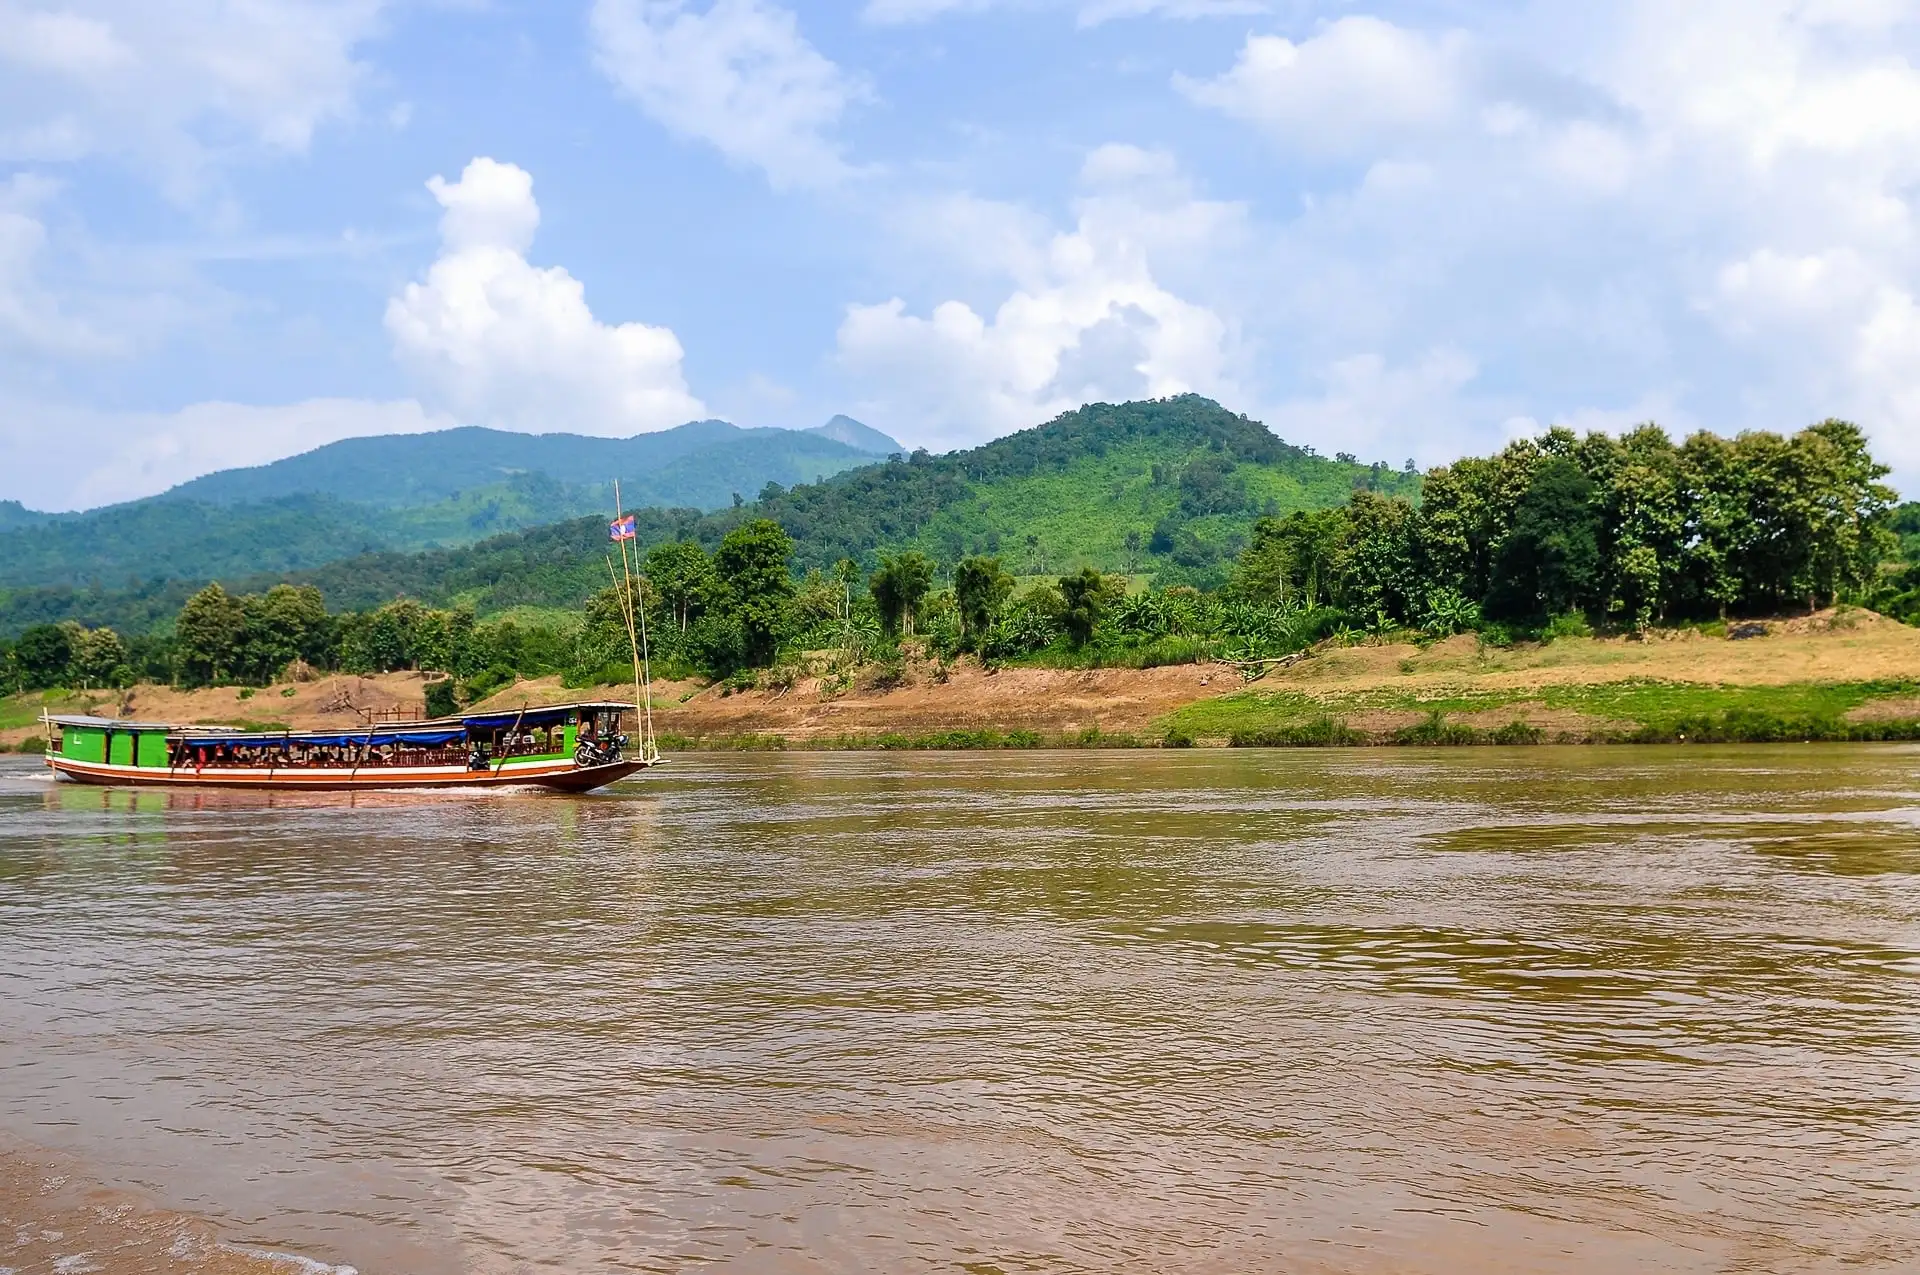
1;746;1917;1274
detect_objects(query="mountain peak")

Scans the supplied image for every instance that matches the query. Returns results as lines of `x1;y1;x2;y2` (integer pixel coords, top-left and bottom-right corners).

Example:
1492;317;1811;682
806;415;901;455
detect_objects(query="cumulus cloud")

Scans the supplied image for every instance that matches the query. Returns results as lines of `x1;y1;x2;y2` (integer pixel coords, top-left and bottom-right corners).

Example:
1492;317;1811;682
1262;349;1482;466
590;0;861;189
1167;4;1920;489
385;157;705;437
0;0;387;194
838;147;1239;449
0;397;454;510
1176;17;1470;155
0;172;117;358
864;0;1262;26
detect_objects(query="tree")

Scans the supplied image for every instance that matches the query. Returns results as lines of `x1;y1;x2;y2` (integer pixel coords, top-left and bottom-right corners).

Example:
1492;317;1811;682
1595;427;1685;631
1341;490;1422;626
1123;530;1142;575
571;579;644;683
1484;457;1602;623
175;583;248;685
1236;509;1347;609
14;624;73;690
953;555;1014;645
714;519;794;666
1235;518;1295;606
1797;419;1896;610
1177;454;1249;517
69;626;128;688
643;541;716;633
238;584;328;682
870;551;934;637
1057;567;1122;646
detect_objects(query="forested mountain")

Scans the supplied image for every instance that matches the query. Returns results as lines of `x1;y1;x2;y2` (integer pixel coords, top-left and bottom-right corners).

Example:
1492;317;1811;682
163;418;898;507
0;501;51;532
0;418;900;595
0;397;1408;633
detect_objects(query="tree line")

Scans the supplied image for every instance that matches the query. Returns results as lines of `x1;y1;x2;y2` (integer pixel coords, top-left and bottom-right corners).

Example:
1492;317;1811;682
2;418;1909;702
1230;418;1895;634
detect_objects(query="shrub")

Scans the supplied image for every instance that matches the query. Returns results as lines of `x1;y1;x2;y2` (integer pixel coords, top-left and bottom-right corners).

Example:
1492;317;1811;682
1542;611;1593;642
1394;711;1481;746
423;678;459;718
762;660;802;694
1489;720;1544;745
862;654;908;692
1476;623;1518;649
1230;717;1367;747
466;665;517;700
1421;588;1481;636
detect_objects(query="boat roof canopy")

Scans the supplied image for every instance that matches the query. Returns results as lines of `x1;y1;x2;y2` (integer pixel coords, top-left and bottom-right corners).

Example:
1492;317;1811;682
43;702;633;742
180;728;470;749
461;701;632;730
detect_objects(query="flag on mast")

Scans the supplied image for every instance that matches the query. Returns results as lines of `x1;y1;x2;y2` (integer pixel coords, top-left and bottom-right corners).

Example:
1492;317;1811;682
609;514;637;541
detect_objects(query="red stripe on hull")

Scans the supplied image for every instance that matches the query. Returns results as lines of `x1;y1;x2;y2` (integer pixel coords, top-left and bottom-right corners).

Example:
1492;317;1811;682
46;756;654;793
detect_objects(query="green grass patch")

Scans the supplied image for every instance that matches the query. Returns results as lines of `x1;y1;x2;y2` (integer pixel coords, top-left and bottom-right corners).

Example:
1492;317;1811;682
1536;678;1920;726
0;690;95;731
661;729;1050;751
1171;678;1920;747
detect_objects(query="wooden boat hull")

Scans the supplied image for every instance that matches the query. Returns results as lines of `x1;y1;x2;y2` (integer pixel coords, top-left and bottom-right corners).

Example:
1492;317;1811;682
45;754;654;793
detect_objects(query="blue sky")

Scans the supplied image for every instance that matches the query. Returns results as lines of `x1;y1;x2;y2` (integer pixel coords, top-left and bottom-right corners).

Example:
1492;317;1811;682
3;0;1919;509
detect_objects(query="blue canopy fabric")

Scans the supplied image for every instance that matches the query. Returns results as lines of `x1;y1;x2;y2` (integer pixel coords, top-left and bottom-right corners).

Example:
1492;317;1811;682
175;729;468;748
461;707;581;730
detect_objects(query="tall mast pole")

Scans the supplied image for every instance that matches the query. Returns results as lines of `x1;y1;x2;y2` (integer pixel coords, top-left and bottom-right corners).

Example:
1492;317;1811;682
611;480;654;760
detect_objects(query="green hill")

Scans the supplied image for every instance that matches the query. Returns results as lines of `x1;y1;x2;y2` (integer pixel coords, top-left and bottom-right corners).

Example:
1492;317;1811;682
0;397;1412;635
0;418;899;593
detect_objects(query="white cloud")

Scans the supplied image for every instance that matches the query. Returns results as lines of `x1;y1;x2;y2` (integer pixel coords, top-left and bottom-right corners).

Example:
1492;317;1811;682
590;0;861;189
863;0;1263;26
1263;348;1481;465
0;397;454;510
1167;5;1920;489
384;157;706;437
0;1;388;194
1176;17;1469;155
837;147;1239;450
0;172;117;358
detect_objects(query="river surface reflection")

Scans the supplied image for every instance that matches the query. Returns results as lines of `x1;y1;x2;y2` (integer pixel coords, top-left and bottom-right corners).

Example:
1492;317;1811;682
2;746;1918;1273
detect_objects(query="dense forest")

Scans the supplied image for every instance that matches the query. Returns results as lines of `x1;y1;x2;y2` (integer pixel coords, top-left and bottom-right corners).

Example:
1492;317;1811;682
2;397;1906;706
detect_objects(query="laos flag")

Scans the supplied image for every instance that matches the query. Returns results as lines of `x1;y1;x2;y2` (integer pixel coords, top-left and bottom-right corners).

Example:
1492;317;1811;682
609;515;637;541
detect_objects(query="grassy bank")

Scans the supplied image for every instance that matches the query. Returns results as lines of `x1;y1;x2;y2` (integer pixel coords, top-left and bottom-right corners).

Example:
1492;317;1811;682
1159;678;1920;747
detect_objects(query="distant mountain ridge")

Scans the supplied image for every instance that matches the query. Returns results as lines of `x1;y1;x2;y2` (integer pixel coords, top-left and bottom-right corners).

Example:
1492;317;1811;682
162;417;902;508
0;501;51;533
0;417;902;595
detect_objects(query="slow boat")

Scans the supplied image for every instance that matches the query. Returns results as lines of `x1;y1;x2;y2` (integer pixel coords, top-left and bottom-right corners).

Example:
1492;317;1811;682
40;701;655;792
